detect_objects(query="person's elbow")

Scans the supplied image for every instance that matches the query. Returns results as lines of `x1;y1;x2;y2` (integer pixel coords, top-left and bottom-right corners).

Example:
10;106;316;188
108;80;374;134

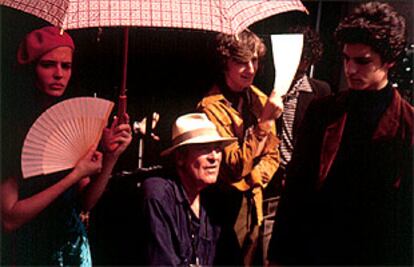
1;215;20;232
1;207;23;232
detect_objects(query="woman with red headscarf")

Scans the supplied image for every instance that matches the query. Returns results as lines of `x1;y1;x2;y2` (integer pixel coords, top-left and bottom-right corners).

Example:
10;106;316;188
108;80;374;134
1;26;132;266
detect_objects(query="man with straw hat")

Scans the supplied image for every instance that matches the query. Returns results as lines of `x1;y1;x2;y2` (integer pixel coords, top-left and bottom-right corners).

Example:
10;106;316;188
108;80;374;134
142;113;236;266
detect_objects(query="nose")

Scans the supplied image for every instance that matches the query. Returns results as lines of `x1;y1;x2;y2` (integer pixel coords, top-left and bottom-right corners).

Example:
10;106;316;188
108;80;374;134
345;59;357;75
53;65;63;79
207;148;222;162
246;61;255;74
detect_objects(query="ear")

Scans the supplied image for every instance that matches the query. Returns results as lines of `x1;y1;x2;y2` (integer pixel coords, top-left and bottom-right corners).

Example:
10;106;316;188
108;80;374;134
175;151;186;167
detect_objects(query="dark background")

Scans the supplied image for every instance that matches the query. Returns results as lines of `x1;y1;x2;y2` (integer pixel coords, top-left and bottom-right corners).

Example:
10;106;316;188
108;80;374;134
1;1;412;265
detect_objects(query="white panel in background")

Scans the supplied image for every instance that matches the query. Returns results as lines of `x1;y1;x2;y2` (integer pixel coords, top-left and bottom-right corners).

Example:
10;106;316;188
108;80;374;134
271;34;303;96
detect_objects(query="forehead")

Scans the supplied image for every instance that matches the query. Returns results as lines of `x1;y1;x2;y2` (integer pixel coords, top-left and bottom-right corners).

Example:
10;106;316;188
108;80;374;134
229;50;258;63
184;142;221;154
39;46;73;62
342;43;378;59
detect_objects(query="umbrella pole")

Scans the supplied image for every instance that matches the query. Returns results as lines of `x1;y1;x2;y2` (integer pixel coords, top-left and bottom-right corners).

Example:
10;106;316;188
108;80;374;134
117;27;129;123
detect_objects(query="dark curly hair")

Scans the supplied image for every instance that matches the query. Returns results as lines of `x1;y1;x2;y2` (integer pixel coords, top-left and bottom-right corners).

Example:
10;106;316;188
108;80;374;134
334;1;406;63
289;25;323;65
215;30;266;70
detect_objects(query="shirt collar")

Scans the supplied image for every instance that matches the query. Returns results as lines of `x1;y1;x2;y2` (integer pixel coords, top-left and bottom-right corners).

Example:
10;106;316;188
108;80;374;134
173;177;213;240
293;75;313;93
173;176;187;205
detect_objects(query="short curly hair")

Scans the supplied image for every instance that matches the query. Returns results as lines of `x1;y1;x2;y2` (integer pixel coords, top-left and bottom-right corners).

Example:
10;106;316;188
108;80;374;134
289;25;323;65
334;1;406;63
215;30;266;70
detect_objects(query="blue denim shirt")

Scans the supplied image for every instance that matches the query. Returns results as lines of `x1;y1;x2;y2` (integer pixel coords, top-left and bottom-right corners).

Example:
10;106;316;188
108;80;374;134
142;176;221;266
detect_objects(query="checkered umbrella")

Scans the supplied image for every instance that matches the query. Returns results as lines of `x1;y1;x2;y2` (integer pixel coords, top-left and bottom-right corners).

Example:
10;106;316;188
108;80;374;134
0;0;306;34
0;0;307;120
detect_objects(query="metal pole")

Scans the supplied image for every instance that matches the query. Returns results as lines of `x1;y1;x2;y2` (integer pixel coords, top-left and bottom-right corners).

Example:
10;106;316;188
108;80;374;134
310;0;323;78
138;137;144;168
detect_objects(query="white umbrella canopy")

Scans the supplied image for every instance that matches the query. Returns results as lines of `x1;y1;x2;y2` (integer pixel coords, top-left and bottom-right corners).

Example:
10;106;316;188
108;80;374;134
0;0;307;34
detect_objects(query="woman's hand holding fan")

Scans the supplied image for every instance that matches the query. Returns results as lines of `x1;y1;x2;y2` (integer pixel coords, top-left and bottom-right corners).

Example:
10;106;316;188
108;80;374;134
73;145;103;178
21;97;115;179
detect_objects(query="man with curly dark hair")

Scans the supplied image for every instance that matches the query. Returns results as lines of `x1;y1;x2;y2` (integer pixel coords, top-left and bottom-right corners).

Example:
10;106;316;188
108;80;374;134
267;2;413;265
335;1;406;64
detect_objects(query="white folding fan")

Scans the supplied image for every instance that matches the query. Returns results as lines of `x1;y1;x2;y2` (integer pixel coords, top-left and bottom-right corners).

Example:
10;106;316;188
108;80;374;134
21;97;115;179
271;34;304;96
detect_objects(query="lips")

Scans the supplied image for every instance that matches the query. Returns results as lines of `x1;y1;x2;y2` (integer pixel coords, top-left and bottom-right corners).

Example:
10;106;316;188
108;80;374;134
205;165;218;170
241;75;253;81
350;80;363;86
204;165;219;173
50;83;65;89
347;76;363;84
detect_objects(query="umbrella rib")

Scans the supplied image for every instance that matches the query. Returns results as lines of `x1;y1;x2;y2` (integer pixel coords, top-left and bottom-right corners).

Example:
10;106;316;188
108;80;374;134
209;0;215;34
179;0;183;29
129;1;132;26
109;0;112;27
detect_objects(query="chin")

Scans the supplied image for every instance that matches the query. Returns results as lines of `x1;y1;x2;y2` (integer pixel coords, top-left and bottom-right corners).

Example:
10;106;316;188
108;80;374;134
349;86;366;91
231;86;246;93
348;81;366;90
203;175;218;185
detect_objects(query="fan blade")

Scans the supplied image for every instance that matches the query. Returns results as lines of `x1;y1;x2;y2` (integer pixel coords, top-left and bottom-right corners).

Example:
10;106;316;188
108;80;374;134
21;97;115;179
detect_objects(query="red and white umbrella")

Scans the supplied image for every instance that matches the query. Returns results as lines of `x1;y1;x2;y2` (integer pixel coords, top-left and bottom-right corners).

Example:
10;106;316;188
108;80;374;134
0;0;306;34
1;0;307;168
1;0;307;119
1;0;306;118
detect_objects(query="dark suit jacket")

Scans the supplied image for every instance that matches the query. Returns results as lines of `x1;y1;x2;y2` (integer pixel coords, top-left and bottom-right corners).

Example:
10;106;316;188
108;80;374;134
291;77;331;144
268;87;414;265
268;77;331;197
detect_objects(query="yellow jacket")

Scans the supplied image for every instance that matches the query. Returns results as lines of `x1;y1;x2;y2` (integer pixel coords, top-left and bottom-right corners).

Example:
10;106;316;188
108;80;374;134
197;84;280;225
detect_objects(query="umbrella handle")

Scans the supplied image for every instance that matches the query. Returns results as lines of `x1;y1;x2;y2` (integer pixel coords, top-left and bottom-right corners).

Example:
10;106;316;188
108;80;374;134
117;27;129;124
117;95;127;123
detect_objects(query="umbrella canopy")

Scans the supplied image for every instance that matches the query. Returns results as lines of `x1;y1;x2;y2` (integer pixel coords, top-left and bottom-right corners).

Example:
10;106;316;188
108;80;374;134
1;0;307;121
1;0;308;166
0;0;306;34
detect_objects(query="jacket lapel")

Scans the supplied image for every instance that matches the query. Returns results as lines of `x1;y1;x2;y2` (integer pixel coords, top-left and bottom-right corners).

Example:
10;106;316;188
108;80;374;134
372;89;400;140
317;89;403;188
293;92;315;141
318;113;347;187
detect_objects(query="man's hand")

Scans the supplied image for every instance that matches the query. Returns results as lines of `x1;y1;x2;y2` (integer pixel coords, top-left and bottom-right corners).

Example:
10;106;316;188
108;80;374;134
260;90;284;122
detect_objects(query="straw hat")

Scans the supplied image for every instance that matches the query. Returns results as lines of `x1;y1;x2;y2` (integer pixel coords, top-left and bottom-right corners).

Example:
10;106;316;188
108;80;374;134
161;113;236;156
